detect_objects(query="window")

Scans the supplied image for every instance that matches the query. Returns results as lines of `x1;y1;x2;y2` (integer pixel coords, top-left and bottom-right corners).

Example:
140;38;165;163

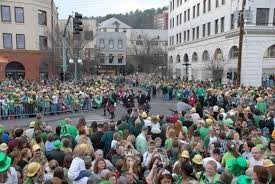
173;0;175;9
202;51;210;61
184;11;186;22
273;9;275;26
193;6;196;18
231;14;234;29
136;40;143;45
115;28;119;32
203;24;206;37
109;40;114;49
215;19;219;34
187;30;190;41
176;34;178;44
173;18;174;27
176;15;179;25
188;9;190;21
192;28;195;40
203;0;206;13
216;0;219;8
16;34;25;49
222;0;225;5
256;8;269;26
184;31;186;42
180;13;182;24
1;5;11;22
192;52;198;62
118;54;123;63
170;2;172;12
197;4;200;17
179;33;182;43
196;26;199;39
208;0;211;11
15;7;24;23
3;33;12;49
100;54;105;63
266;45;275;58
38;10;47;25
221;17;225;32
207;22;211;36
100;39;105;48
39;36;48;50
229;46;239;59
172;36;174;45
118;40;123;49
109;54;114;63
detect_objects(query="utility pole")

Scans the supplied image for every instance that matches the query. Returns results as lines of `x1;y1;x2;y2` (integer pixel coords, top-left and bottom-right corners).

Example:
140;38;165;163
237;0;246;86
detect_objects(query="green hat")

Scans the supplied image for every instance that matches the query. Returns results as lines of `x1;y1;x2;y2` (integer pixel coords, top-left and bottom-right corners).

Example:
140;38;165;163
67;125;78;138
235;175;252;184
98;180;111;184
226;157;247;177
0;152;12;173
53;140;62;150
224;118;234;128
118;130;123;138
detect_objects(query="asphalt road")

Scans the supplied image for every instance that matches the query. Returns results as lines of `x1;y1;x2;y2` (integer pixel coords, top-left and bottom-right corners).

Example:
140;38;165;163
1;93;178;130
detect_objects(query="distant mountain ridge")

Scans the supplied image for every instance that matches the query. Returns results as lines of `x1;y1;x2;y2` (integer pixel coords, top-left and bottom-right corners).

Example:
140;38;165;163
84;7;168;29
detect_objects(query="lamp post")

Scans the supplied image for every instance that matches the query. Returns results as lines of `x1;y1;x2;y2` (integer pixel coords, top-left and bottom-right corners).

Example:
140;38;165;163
183;61;191;81
69;58;82;81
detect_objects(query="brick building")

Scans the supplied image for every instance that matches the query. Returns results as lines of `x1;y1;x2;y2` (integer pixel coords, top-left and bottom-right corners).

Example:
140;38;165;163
0;0;58;80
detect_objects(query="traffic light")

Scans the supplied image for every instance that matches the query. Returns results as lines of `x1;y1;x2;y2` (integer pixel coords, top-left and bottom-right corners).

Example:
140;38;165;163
227;72;232;80
73;12;83;34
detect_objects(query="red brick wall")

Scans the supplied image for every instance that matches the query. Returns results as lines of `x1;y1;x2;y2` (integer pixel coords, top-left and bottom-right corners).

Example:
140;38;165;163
0;49;53;81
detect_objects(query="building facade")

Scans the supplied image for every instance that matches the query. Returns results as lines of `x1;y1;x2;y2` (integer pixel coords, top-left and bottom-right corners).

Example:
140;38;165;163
153;10;169;30
0;0;58;80
96;18;128;75
127;29;168;73
168;0;275;86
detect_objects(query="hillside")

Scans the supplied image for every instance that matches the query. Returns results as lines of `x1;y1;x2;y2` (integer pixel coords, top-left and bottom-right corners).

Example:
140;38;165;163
85;7;168;29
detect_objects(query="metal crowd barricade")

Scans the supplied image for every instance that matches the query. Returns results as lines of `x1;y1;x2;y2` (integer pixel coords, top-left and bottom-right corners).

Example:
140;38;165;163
0;101;95;120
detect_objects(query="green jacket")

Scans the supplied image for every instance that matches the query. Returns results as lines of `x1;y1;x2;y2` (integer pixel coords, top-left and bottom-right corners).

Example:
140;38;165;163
256;102;266;114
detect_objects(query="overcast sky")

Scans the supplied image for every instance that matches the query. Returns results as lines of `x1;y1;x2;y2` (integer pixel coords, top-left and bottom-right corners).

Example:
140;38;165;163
55;0;169;19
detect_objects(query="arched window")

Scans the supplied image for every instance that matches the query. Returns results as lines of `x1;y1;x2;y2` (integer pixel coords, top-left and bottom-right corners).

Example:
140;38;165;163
176;55;181;63
5;61;25;80
214;48;223;61
184;54;189;62
169;56;173;63
192;52;198;62
202;50;210;61
264;45;275;58
229;46;239;59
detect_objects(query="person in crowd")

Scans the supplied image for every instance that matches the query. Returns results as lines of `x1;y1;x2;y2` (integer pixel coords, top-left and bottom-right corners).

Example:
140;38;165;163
0;152;18;183
196;160;220;183
46;140;66;167
24;162;44;184
135;126;148;155
249;147;264;168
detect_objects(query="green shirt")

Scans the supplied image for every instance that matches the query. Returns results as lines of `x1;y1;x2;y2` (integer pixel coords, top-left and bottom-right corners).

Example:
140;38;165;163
222;152;235;167
164;138;173;150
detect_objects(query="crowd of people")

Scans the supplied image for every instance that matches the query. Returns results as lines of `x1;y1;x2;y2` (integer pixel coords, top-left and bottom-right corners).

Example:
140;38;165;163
0;77;118;120
0;74;274;184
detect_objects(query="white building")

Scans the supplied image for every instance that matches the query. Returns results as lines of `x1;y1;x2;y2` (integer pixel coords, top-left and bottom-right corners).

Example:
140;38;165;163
168;0;275;86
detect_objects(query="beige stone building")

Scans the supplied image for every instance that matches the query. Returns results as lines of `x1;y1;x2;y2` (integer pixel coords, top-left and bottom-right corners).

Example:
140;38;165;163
0;0;58;80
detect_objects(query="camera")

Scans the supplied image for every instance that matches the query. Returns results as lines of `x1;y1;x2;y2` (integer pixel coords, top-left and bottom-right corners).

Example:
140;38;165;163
157;163;163;168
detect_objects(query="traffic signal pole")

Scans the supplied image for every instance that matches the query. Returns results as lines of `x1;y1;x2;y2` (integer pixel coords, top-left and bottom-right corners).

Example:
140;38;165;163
62;15;72;81
237;0;246;86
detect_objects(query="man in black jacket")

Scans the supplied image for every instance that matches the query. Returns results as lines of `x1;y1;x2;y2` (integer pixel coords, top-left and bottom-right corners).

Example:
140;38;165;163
46;140;66;166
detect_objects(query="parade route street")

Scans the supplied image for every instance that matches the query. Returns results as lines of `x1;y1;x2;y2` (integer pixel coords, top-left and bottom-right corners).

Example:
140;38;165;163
1;97;178;130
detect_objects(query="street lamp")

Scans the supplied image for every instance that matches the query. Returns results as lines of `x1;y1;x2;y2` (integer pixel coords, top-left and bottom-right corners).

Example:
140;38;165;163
69;58;82;80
